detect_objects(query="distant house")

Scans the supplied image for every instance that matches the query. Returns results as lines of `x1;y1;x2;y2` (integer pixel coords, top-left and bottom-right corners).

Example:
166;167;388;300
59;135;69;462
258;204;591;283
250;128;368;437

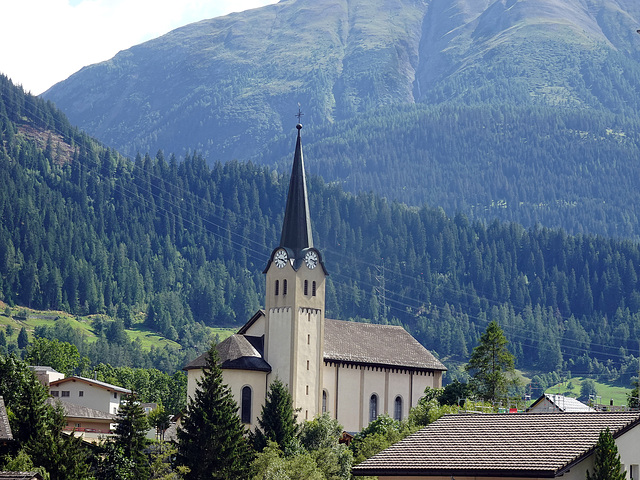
352;412;640;479
47;398;115;441
29;366;64;387
48;376;132;414
0;396;13;445
527;393;594;413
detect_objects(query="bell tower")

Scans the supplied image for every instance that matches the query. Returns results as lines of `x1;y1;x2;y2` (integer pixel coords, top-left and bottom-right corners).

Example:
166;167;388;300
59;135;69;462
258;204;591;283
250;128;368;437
263;123;327;420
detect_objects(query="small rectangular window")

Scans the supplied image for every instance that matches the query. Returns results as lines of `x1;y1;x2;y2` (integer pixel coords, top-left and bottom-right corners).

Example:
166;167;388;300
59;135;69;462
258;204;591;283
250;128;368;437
114;392;118;399
79;391;84;397
51;391;59;397
61;391;70;397
306;360;310;370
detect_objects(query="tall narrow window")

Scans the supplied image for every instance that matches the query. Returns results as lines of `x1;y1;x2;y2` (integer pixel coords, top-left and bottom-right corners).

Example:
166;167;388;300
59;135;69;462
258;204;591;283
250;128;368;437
241;386;252;424
304;280;309;296
322;390;327;414
369;394;378;422
275;280;279;296
312;281;317;296
394;396;403;421
283;279;288;295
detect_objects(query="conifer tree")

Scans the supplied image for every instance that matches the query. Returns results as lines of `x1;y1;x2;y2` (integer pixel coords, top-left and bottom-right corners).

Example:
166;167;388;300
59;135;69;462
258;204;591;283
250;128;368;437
113;393;150;479
586;428;626;480
177;344;252;479
253;378;298;453
465;321;516;402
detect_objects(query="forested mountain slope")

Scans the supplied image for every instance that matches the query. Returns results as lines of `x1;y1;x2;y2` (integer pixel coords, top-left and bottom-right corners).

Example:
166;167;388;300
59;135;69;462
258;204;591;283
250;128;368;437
41;0;640;238
3;76;640;382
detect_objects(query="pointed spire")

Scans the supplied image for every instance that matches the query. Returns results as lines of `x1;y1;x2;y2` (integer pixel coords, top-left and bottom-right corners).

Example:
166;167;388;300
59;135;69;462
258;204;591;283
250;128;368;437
280;124;313;256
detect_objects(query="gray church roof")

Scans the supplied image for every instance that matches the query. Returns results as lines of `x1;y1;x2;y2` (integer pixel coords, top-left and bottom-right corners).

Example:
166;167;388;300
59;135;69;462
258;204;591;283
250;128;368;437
324;319;446;371
185;314;444;374
279;124;313;257
352;411;640;478
184;334;271;372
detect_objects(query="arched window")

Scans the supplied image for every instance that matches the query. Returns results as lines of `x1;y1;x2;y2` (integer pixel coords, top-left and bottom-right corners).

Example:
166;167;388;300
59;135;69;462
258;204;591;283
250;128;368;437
241;386;252;424
394;396;403;421
322;390;327;414
304;280;309;296
369;394;378;422
312;281;317;296
283;279;288;295
275;280;279;296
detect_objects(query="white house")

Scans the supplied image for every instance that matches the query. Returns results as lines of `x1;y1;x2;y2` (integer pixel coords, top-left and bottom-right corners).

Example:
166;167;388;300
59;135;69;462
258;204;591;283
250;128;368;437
527;393;594;413
184;124;446;433
48;376;132;414
351;411;640;479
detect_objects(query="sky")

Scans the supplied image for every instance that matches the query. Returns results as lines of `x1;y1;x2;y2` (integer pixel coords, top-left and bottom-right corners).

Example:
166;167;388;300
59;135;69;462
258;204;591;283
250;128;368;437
1;0;279;95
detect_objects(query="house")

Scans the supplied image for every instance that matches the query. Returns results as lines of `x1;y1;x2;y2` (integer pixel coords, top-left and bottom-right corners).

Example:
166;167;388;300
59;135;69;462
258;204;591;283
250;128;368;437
47;398;115;441
0;396;13;445
48;376;132;414
351;411;640;479
184;123;446;433
527;393;594;413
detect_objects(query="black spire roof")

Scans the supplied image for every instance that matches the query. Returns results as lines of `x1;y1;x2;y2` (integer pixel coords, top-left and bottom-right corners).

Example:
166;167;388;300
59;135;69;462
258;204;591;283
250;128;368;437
279;124;313;257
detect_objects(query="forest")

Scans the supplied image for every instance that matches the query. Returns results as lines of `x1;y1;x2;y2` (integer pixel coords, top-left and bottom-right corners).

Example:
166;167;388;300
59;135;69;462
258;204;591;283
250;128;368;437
1;74;640;388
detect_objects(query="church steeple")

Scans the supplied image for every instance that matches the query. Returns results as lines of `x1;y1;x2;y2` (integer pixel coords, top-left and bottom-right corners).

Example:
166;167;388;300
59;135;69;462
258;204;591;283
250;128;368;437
279;123;313;258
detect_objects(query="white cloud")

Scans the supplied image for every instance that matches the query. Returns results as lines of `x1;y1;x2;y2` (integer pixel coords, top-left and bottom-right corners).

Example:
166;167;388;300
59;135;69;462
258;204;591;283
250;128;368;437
0;0;278;95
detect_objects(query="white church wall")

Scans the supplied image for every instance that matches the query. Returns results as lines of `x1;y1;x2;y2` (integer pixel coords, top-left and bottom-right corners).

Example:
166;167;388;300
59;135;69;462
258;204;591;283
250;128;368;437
186;367;267;427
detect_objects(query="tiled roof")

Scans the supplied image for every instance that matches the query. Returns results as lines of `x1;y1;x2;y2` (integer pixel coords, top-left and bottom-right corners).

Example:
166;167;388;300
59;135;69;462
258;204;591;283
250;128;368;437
0;473;44;480
324;319;446;371
352;412;640;477
527;394;594;413
49;376;132;394
46;398;116;421
0;397;13;441
183;334;271;372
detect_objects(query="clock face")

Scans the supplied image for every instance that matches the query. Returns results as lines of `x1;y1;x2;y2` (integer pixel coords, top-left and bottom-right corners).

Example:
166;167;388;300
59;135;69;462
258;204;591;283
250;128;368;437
304;250;318;270
274;249;288;268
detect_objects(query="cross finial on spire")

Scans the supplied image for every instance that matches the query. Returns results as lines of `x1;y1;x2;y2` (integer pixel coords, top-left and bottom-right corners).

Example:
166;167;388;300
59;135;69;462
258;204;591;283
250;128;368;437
295;104;304;123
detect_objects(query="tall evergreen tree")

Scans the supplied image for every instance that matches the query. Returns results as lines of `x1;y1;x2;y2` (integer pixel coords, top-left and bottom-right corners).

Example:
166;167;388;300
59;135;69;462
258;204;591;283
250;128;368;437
113;393;150;479
253;378;298;453
586;428;626;480
465;321;516;402
17;327;28;350
177;344;252;479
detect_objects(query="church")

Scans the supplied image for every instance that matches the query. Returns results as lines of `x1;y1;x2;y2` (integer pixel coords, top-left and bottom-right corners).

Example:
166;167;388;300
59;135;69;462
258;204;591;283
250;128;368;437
184;123;446;433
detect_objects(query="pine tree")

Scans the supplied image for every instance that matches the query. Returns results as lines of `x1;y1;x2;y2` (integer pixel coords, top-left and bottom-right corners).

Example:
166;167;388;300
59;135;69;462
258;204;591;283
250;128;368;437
113;393;150;480
177;344;253;479
17;327;28;350
465;320;516;402
253;378;298;453
586;428;626;480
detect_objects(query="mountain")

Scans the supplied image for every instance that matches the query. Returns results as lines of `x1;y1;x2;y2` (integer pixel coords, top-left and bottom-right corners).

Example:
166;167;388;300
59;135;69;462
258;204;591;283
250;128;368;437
42;0;640;238
4;74;640;384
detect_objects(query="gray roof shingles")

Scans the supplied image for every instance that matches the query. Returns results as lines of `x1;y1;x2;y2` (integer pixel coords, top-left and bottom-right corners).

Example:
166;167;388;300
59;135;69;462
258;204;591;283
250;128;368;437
352;411;640;477
0;396;12;442
46;398;116;420
0;473;44;480
324;319;446;371
49;376;132;394
184;316;446;373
